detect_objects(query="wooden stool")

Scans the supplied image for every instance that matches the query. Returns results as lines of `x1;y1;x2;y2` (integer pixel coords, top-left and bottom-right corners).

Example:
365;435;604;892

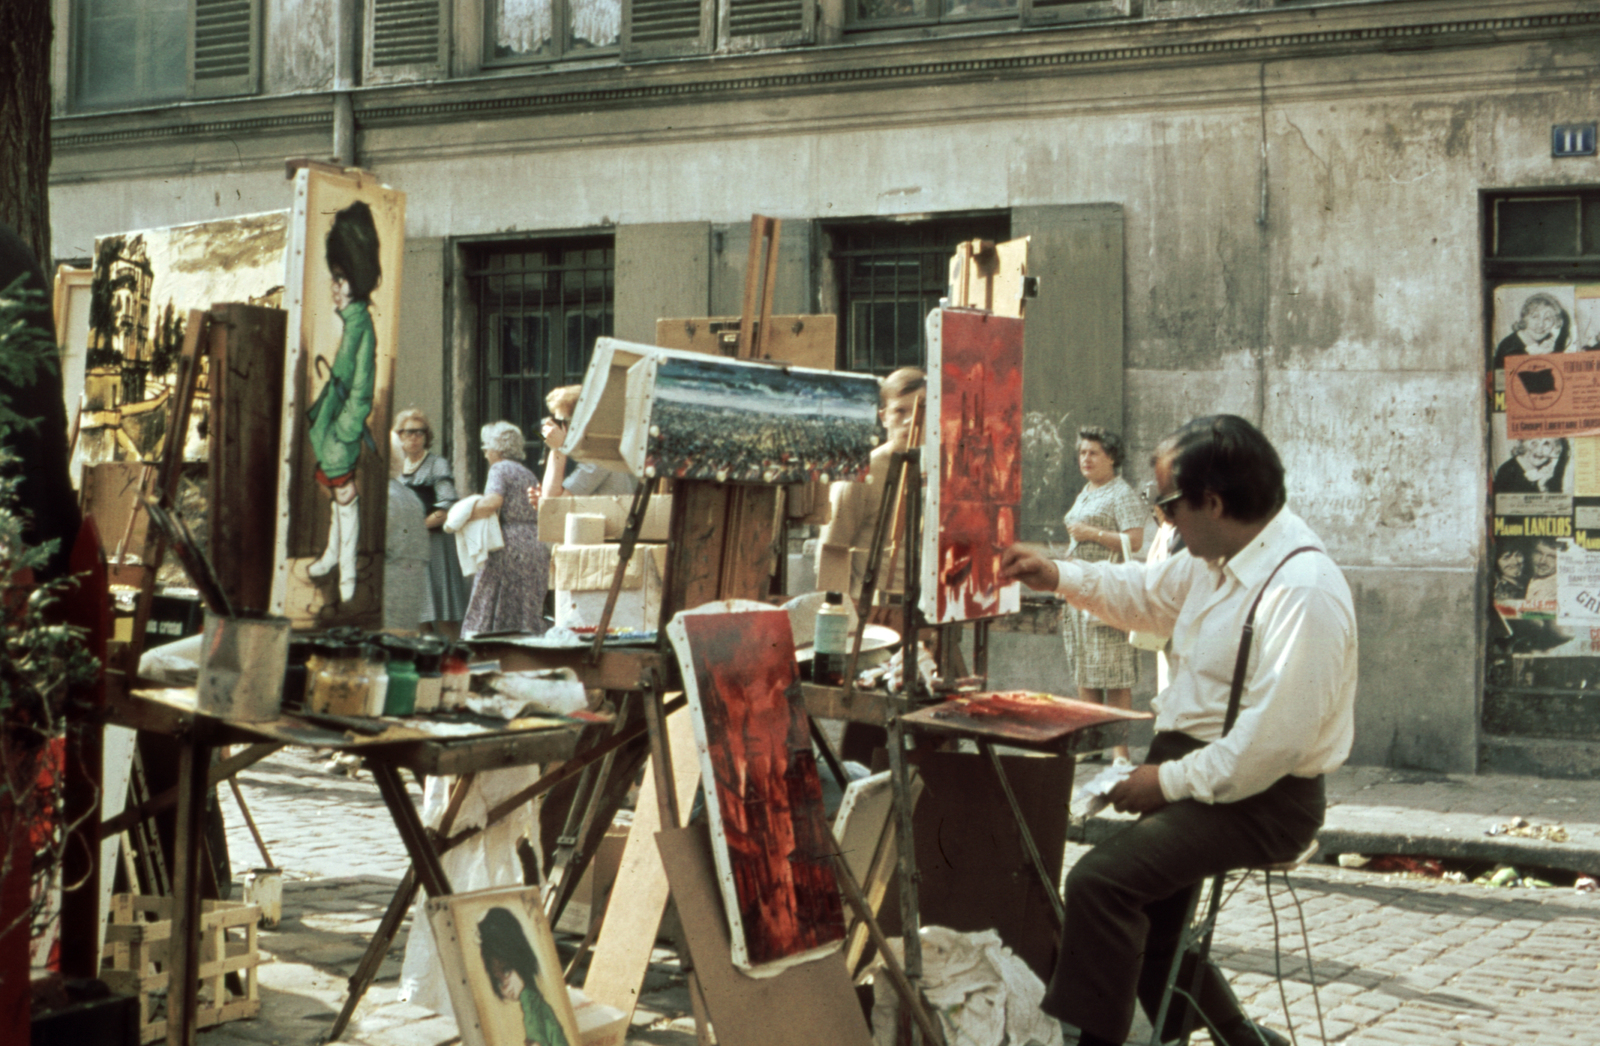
1147;840;1324;1046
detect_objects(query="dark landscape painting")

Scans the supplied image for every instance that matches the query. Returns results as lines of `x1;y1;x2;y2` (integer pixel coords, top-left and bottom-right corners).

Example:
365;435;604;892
643;356;877;485
669;605;845;971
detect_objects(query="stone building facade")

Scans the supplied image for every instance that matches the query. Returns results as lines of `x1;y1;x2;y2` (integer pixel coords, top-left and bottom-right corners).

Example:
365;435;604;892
48;0;1600;774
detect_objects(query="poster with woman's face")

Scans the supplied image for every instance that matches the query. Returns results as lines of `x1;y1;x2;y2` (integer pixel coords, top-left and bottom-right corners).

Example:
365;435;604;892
426;885;581;1046
272;167;406;629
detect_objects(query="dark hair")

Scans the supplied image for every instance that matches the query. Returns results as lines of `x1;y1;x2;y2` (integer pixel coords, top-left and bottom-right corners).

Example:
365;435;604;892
881;367;926;405
325;201;382;302
1077;426;1124;469
1156;415;1285;523
478;907;539;1000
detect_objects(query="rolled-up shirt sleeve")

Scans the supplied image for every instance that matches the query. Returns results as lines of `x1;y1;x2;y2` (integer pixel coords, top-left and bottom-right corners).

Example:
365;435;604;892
1157;583;1357;804
1052;553;1197;639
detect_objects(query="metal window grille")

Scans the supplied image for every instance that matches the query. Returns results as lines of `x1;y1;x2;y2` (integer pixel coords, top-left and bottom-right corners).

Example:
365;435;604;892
468;239;615;483
829;214;1009;377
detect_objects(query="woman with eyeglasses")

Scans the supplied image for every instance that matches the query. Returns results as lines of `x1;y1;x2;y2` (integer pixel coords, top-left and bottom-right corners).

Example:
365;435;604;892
1062;426;1145;764
393;408;471;636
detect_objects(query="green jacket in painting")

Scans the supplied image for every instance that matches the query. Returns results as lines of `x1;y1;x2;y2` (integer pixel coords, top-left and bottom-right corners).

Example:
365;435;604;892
518;986;570;1046
306;300;376;480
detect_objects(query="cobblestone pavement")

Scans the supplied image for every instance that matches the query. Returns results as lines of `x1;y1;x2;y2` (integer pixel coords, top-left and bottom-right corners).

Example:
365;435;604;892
201;748;1600;1046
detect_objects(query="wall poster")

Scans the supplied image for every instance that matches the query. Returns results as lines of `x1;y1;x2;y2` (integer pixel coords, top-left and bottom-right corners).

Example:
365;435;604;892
1489;282;1600;656
273;167;406;629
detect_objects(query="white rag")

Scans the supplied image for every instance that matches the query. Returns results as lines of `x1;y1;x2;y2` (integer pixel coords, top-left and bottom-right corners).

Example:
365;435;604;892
444;495;503;577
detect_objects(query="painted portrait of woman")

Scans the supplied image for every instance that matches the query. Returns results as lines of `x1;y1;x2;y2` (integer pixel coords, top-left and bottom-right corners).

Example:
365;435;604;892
305;200;382;603
478;907;571;1046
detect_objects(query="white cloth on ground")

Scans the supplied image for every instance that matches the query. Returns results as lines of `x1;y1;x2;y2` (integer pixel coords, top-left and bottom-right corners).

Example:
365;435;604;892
870;927;1062;1046
395;766;545;1018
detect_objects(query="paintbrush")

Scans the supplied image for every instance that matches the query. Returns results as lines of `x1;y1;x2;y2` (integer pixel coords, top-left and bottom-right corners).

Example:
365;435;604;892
143;495;235;618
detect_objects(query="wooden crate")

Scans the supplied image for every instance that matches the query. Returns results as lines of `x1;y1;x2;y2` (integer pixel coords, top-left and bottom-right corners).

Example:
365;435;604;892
101;893;262;1044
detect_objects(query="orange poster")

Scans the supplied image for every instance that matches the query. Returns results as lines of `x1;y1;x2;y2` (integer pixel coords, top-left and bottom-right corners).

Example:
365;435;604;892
1505;352;1600;439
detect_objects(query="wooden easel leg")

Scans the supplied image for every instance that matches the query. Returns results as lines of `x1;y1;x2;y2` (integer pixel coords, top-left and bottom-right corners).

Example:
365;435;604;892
326;867;418;1042
226;772;273;869
167;731;211;1046
370;763;452;897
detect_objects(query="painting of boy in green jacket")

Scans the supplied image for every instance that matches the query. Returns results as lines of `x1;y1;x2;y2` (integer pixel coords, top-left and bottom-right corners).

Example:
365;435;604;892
306;201;381;603
478;906;572;1046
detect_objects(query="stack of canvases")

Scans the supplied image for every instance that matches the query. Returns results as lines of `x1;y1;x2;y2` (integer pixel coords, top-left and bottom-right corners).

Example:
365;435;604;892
539;495;672;635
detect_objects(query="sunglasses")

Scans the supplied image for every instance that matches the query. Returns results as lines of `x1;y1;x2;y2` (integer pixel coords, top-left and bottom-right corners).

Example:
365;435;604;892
398;428;428;436
1151;488;1185;510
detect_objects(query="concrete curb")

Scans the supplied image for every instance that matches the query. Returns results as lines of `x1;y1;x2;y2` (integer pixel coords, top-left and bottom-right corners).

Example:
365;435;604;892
1072;805;1600;877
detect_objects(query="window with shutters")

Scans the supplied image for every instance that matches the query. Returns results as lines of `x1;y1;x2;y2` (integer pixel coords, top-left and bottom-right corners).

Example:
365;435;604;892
366;0;450;83
620;0;812;58
489;0;622;63
72;0;259;111
846;0;1126;30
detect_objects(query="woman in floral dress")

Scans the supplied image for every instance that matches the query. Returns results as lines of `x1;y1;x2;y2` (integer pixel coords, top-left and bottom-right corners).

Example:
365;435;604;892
461;421;549;637
1061;426;1145;763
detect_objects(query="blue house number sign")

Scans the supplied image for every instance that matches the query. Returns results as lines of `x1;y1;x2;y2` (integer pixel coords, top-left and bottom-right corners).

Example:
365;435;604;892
1553;123;1597;158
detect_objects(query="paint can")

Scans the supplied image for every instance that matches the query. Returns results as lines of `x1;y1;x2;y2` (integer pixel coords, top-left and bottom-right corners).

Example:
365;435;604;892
242;867;284;928
198;612;291;722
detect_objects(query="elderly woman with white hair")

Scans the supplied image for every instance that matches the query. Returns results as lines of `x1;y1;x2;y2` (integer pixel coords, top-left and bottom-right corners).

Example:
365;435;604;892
460;420;549;636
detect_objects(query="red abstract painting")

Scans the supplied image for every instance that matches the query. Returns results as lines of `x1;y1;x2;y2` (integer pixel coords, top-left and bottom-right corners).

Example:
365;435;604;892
902;691;1152;749
668;604;845;972
921;308;1025;623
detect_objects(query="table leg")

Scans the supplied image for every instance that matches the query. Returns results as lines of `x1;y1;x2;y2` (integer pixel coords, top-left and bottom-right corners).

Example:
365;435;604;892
326;866;418;1042
371;762;452;897
166;731;211;1046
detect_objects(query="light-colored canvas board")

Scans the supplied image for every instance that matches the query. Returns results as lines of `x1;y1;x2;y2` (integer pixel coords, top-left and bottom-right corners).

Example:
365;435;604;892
425;884;582;1046
666;600;845;975
82;212;288;473
273;167;405;628
920;306;1024;623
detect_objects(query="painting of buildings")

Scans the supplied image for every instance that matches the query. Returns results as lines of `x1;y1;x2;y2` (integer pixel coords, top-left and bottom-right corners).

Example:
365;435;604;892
920;307;1024;623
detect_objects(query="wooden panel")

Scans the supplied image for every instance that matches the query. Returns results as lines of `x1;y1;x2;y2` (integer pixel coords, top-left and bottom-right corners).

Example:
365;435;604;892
615;222;711;344
660;481;777;612
208;303;286;615
582;703;702;1032
668;604;844;971
654;314;835;370
80;461;150;563
656;823;871;1046
1011;203;1124;542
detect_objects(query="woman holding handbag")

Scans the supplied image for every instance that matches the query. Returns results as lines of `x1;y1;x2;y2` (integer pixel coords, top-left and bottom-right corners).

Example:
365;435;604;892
1062;426;1145;763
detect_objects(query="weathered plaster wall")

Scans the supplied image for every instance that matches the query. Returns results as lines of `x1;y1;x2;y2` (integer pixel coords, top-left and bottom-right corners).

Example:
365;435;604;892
264;0;338;94
49;26;1600;772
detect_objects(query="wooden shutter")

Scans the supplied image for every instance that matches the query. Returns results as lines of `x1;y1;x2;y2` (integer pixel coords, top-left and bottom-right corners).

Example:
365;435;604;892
623;0;713;58
1022;0;1128;26
365;0;449;83
721;0;812;50
189;0;260;99
1011;203;1124;542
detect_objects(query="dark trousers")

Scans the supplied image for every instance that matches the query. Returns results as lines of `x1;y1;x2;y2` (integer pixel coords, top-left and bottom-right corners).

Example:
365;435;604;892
1042;732;1325;1043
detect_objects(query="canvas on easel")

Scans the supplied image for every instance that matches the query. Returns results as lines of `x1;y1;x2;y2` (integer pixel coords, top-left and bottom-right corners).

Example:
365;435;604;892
274;166;405;629
425;884;582;1046
920;306;1025;623
665;600;846;974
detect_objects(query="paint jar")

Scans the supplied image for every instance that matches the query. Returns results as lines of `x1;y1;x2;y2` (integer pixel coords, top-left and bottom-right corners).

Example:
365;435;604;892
412;641;445;713
441;645;471;710
363;644;390;717
381;639;419;717
242;867;283;928
306;642;371;716
813;591;850;687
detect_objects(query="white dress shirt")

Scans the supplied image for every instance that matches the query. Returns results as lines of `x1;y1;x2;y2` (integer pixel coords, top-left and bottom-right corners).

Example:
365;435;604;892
1052;508;1357;805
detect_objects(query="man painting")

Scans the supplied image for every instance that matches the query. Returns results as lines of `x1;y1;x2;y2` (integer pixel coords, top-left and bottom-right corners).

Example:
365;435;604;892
1000;414;1358;1046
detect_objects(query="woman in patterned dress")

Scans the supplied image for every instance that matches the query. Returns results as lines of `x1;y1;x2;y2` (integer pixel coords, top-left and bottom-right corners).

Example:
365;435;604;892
460;421;550;637
392;408;471;636
1061;426;1145;763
